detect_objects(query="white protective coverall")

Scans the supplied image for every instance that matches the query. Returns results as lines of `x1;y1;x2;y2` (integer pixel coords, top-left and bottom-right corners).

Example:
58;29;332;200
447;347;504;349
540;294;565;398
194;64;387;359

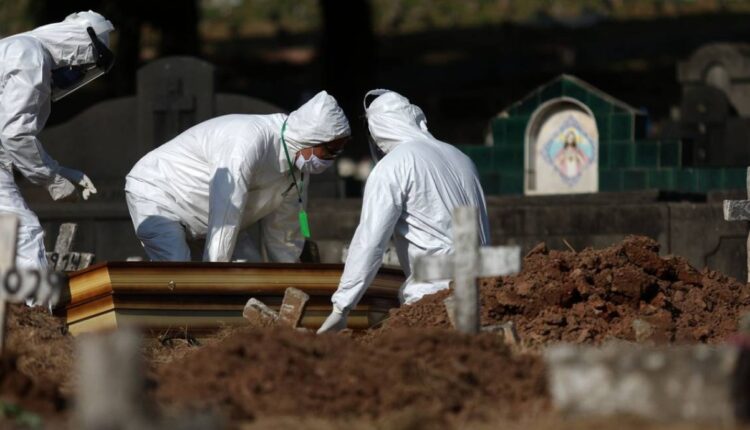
125;90;350;262
319;90;490;333
0;12;113;269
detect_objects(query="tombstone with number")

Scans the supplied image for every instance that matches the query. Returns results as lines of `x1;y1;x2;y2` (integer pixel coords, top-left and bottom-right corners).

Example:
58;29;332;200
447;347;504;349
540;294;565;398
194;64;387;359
0;214;64;354
45;223;95;271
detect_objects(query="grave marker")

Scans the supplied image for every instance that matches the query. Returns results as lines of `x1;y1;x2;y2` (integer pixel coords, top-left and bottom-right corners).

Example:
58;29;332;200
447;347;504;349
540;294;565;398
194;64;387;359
414;207;521;334
525;98;599;195
723;167;750;282
678;44;750;166
75;329;220;429
243;288;311;329
0;215;65;354
545;343;749;423
278;288;310;328
76;329;151;429
243;298;279;327
0;214;18;354
46;223;95;272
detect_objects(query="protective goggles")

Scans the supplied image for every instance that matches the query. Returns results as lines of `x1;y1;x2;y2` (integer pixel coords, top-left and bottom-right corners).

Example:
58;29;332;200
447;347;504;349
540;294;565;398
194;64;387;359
51;27;115;102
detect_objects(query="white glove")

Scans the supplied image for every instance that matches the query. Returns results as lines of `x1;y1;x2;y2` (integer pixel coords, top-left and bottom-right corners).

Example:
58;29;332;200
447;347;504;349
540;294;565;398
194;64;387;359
78;174;97;200
45;174;77;201
316;306;349;334
58;166;98;200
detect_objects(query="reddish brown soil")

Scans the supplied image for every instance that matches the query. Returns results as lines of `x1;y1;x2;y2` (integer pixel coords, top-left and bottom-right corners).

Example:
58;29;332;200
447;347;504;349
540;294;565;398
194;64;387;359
0;304;74;424
381;236;750;346
153;327;548;424
4;235;750;428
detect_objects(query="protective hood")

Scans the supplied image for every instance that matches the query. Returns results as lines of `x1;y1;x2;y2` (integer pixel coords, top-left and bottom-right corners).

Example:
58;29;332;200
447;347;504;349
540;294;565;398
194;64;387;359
281;90;350;170
364;89;434;159
26;10;114;69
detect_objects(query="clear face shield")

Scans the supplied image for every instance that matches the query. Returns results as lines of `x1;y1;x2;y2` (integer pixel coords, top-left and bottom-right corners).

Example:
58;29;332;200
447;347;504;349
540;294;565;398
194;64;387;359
51;27;114;102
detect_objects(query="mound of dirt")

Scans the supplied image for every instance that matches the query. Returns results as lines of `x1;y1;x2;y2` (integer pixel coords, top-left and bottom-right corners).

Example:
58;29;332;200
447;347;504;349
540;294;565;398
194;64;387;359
380;236;750;346
153;327;547;423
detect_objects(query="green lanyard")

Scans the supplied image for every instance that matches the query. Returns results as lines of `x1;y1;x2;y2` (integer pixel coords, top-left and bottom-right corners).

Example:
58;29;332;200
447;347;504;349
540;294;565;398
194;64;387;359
280;119;311;238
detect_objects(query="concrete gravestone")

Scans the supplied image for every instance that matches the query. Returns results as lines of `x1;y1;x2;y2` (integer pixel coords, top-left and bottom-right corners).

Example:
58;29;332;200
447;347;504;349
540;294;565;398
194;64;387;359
723;167;750;282
545;343;750;424
677;44;750;167
137;57;215;155
679;44;750;117
525;98;599;195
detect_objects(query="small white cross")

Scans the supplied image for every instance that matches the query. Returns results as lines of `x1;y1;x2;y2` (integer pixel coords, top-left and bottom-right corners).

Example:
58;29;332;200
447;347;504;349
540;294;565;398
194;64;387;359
414;207;521;334
46;223;95;271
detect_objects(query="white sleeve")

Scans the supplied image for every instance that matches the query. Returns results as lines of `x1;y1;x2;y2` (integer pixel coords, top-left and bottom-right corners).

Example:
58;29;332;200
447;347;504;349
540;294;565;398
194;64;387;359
0;44;59;184
331;165;404;312
203;144;254;262
261;187;305;262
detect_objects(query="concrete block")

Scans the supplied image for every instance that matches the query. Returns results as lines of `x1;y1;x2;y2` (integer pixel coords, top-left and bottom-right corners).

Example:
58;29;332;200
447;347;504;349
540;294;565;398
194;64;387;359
242;298;279;327
278;288;310;328
545;343;749;424
483;321;521;347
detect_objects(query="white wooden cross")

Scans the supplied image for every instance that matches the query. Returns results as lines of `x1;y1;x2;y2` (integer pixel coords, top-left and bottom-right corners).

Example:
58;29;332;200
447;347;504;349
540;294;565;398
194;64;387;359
414;207;521;334
723;167;750;282
45;223;95;272
0;214;65;354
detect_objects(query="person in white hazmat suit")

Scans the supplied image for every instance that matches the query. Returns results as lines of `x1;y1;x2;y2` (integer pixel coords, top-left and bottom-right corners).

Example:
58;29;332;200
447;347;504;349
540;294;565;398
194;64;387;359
125;91;350;262
317;89;490;334
0;11;115;269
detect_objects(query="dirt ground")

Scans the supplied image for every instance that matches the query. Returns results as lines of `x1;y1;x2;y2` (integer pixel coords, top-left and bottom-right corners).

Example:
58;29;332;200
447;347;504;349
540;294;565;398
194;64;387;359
154;327;547;425
1;235;749;429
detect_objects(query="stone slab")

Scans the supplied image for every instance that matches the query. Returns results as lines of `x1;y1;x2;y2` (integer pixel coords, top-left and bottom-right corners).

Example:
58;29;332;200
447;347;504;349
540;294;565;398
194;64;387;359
242;298;279;327
278;287;310;328
724;200;750;222
545;343;747;424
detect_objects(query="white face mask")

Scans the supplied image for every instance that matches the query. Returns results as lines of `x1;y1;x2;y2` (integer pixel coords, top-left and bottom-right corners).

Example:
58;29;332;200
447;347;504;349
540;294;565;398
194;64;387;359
295;153;334;174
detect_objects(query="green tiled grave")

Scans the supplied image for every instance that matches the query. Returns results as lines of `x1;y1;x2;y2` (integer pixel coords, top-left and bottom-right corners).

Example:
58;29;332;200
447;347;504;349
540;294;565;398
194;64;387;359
478;74;743;195
634;142;659;168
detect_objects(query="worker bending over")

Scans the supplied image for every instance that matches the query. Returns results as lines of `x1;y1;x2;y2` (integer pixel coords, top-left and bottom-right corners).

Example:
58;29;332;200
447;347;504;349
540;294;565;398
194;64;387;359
125;91;350;262
318;89;490;333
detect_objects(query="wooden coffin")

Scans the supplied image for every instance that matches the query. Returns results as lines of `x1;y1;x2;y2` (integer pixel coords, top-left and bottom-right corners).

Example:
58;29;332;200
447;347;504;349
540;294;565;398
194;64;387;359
59;262;405;336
